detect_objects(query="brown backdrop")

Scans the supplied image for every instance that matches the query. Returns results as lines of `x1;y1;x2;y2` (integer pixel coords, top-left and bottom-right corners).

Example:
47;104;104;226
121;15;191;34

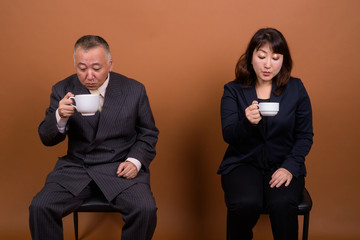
1;0;359;239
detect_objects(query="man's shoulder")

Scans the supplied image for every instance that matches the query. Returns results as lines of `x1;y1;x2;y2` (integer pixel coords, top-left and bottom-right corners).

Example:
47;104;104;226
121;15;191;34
54;74;78;87
110;72;145;89
52;74;78;90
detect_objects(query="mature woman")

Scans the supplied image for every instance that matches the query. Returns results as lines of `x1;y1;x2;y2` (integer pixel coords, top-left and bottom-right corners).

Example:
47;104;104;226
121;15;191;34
218;28;313;240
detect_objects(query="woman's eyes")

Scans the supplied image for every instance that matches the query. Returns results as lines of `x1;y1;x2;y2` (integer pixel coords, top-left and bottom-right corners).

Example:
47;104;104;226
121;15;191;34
257;55;280;60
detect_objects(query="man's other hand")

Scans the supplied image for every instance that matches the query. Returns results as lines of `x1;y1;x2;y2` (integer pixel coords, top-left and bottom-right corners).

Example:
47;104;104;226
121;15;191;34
117;161;139;179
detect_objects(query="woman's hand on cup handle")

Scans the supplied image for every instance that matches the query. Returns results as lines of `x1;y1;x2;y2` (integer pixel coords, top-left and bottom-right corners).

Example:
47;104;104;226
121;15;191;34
58;92;75;118
269;168;293;188
245;100;262;125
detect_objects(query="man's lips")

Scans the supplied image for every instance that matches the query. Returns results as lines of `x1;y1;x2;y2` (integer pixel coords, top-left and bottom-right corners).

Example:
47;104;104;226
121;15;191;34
85;84;98;90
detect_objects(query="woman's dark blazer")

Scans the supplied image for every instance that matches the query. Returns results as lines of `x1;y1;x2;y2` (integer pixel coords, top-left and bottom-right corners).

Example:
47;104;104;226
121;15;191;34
218;77;313;178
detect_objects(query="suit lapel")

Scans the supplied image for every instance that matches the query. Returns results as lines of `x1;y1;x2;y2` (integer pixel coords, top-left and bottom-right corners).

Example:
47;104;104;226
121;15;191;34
73;77;90;95
232;83;266;138
86;74;128;152
231;82;257;108
242;86;258;107
267;82;285;129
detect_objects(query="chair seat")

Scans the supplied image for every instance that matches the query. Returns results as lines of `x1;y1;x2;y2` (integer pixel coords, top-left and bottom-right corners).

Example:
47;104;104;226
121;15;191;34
75;195;117;212
298;188;312;214
73;194;121;240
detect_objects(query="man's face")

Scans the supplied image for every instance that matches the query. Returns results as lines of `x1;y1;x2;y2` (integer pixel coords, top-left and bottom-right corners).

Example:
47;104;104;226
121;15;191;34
74;46;113;90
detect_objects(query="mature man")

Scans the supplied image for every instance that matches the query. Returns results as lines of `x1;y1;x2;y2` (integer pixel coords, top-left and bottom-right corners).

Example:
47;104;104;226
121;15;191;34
29;35;159;240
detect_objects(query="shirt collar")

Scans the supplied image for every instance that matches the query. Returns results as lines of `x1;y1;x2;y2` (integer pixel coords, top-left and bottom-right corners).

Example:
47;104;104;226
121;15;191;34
90;73;109;97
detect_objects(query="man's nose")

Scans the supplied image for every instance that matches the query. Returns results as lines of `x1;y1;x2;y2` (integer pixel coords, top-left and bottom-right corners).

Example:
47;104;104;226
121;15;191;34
86;70;95;80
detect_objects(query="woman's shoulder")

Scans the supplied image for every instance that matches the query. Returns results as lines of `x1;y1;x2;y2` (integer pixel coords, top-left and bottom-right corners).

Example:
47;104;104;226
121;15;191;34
286;77;308;91
287;77;304;86
225;80;241;86
223;80;245;95
224;80;247;91
285;77;310;98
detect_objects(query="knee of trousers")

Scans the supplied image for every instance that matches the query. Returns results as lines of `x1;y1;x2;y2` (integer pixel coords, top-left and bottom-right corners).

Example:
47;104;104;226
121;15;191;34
226;198;262;215
126;197;158;219
29;195;61;217
267;197;298;214
141;199;157;217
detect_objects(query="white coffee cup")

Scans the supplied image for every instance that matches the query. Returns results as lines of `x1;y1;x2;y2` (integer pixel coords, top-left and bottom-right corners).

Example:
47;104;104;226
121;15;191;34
256;102;279;116
70;94;100;116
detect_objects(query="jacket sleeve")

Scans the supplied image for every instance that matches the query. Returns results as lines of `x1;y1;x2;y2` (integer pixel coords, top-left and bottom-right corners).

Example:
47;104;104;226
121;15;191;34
281;80;314;177
221;84;260;146
38;85;67;146
126;85;159;170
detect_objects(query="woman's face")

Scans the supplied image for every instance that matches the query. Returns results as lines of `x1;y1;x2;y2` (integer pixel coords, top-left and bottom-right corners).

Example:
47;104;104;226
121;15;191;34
251;43;283;84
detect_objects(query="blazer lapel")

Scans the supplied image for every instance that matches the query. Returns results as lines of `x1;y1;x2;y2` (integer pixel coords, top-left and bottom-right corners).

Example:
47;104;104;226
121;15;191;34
73;77;90;95
232;83;266;138
267;82;285;129
243;87;258;107
86;75;128;152
231;82;257;108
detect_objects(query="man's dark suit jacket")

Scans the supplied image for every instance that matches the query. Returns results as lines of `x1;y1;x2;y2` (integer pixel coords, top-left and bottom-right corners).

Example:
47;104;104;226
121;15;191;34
38;72;159;202
218;77;313;178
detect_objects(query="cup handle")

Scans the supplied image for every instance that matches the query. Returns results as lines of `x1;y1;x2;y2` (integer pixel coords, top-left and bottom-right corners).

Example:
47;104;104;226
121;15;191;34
69;96;77;109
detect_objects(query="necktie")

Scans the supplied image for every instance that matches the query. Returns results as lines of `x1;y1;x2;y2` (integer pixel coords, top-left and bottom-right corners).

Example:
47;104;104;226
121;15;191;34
93;90;102;112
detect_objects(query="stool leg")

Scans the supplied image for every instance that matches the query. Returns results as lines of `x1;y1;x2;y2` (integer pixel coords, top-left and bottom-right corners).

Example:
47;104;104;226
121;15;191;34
302;213;310;240
74;212;79;240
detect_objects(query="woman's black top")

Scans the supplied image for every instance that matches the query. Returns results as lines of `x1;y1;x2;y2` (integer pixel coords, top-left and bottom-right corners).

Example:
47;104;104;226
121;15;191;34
252;98;271;171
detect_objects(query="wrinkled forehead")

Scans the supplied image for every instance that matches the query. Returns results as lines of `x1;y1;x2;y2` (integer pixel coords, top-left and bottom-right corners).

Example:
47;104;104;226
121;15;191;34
73;45;111;63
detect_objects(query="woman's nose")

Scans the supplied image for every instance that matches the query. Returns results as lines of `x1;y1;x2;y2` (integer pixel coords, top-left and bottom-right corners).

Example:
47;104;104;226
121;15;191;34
264;58;271;68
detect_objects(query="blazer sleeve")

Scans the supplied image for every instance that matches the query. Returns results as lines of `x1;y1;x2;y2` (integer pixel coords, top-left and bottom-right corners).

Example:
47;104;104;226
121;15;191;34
281;80;314;177
38;84;67;146
126;85;159;170
221;83;261;146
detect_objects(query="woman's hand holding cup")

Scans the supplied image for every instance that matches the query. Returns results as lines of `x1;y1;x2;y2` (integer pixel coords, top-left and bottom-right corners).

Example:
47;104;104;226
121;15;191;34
245;100;262;125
